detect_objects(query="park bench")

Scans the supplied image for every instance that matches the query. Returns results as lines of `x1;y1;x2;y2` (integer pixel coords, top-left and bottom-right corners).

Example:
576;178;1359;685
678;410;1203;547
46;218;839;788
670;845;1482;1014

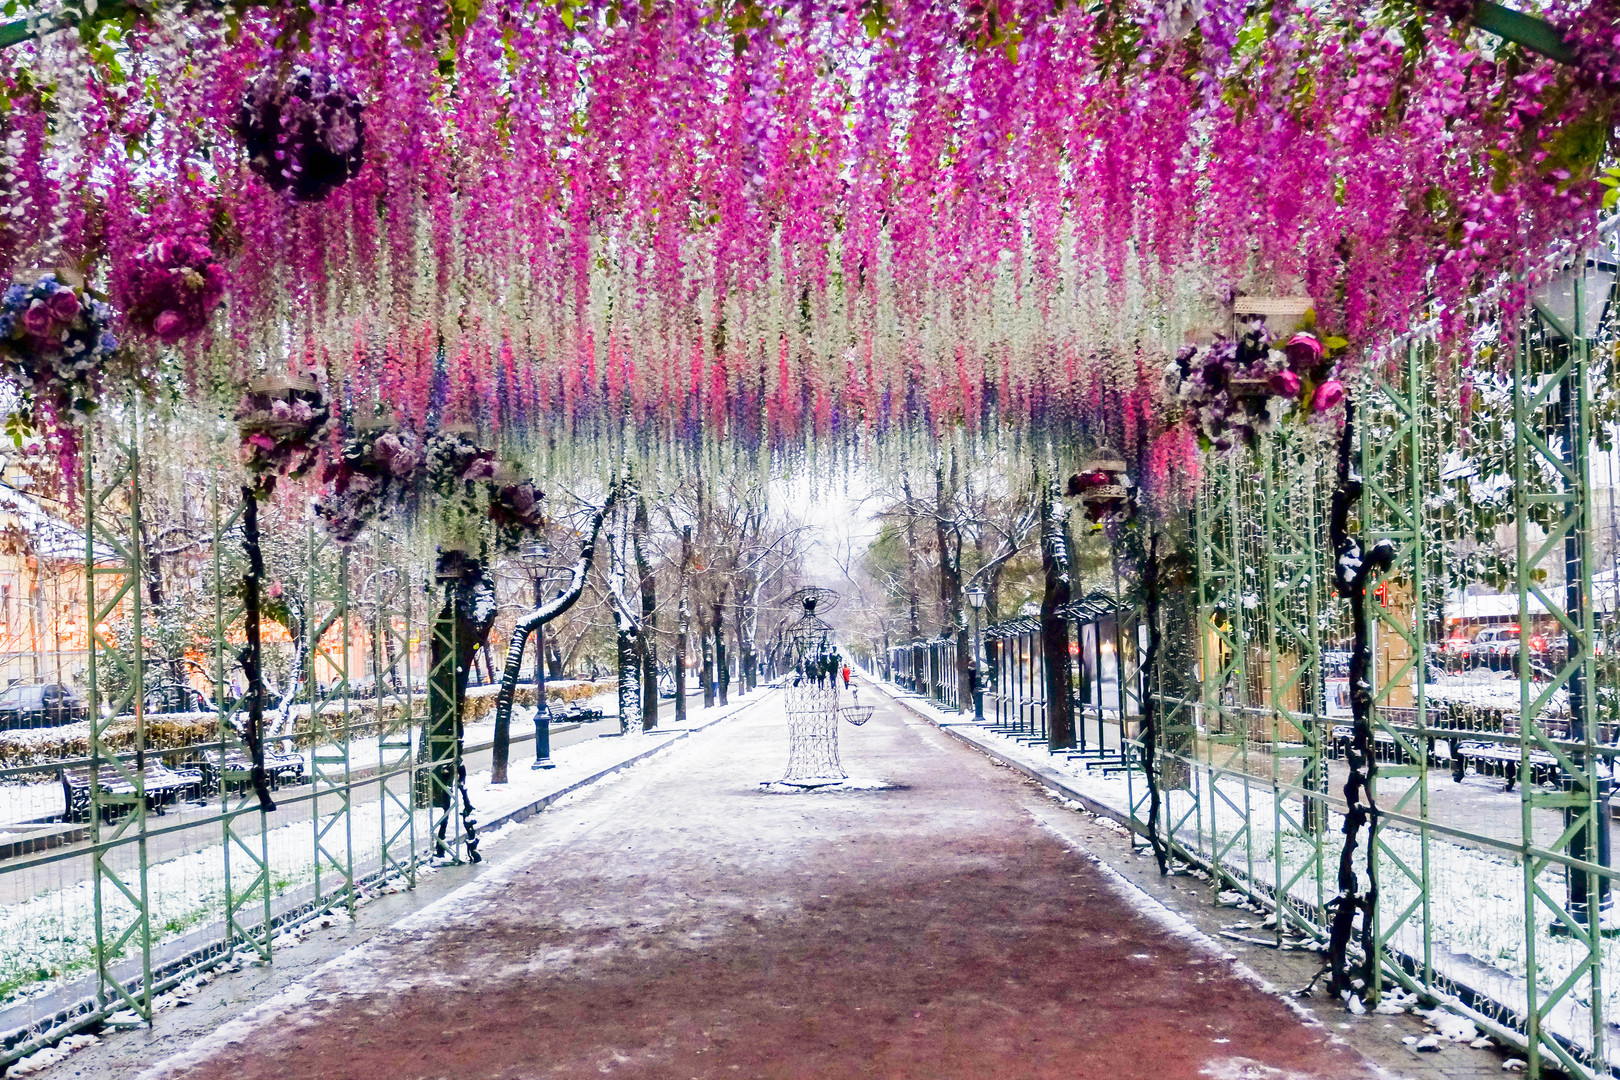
201;749;306;796
61;761;205;822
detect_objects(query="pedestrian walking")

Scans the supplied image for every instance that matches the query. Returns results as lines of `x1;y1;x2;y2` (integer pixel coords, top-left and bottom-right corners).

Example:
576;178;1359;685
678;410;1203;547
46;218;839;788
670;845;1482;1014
842;665;851;689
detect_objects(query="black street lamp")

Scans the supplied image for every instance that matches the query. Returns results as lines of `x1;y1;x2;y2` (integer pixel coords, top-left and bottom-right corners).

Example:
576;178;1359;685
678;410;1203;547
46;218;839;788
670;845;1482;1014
966;584;986;722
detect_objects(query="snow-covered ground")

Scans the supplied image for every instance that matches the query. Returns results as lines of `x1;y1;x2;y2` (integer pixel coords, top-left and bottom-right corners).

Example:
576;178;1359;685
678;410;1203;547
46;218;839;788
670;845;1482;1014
0;687;767;1017
0;686;619;828
875;678;1617;1066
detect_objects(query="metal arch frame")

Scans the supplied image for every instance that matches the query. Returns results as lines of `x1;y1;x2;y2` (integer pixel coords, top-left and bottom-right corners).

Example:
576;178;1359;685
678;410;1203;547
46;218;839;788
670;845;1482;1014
211;480;273;963
1515;293;1605;1078
306;523;356;915
370;530;419;888
84;403;151;1020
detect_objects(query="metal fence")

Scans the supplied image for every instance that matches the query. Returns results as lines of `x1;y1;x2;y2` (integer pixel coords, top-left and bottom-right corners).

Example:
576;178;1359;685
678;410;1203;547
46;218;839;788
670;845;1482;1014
887;259;1620;1079
0;408;533;1070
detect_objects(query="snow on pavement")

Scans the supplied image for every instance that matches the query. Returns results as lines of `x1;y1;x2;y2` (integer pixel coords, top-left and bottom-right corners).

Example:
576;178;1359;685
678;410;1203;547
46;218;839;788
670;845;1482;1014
137;685;1383;1080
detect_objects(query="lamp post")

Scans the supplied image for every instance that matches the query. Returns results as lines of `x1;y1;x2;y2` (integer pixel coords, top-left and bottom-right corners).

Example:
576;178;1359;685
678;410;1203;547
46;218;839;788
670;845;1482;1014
966;584;986;722
519;542;556;770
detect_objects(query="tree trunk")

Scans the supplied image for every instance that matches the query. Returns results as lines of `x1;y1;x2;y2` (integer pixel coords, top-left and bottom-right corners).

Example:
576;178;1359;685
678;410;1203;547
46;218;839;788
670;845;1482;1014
676;526;691;724
608;501;642;735
1040;478;1076;751
714;593;729;707
700;610;715;708
936;458;971;711
236;490;275;811
634;496;658;731
903;478;921;638
491;494;612;782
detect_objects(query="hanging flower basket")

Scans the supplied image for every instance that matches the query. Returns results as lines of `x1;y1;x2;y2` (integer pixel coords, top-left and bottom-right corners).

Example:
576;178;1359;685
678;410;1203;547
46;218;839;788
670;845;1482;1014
1067;455;1131;525
841;704;874;727
238;67;366;203
123;230;226;344
1168;318;1347;451
0;271;119;476
314;419;424;544
235;373;330;499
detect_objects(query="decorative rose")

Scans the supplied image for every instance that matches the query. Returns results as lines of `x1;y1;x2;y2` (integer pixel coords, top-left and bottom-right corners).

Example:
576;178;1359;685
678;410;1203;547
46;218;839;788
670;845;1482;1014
1269;369;1301;398
21;302;51;336
1283;333;1322;370
1314;380;1346;412
152;310;185;339
46;289;80;322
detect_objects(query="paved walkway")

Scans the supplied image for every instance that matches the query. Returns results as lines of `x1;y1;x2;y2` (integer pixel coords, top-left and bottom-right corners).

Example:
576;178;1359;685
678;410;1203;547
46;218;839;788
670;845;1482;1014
131;686;1385;1080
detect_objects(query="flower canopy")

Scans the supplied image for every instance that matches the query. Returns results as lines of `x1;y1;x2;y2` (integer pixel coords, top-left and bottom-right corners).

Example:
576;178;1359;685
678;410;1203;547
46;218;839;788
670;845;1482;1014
1;0;1617;495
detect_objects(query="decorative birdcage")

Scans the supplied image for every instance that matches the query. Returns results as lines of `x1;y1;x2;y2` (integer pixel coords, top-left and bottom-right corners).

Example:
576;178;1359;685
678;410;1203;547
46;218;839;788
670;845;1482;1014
779;589;848;786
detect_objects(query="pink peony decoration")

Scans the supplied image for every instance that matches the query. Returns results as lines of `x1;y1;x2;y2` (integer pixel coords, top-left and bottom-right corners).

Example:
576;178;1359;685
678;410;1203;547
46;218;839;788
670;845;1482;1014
1314;380;1347;412
1269;370;1302;398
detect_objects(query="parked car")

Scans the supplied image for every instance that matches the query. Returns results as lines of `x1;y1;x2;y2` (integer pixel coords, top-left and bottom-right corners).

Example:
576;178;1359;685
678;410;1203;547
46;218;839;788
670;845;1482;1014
0;682;88;729
1464;626;1520;668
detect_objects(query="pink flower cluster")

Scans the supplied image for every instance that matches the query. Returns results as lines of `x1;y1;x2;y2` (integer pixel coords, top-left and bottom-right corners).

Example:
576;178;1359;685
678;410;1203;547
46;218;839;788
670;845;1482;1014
124;231;226;344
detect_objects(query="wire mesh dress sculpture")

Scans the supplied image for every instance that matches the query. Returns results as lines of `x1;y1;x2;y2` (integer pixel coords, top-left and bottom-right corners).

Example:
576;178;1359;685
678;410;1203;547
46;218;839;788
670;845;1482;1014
780;591;847;787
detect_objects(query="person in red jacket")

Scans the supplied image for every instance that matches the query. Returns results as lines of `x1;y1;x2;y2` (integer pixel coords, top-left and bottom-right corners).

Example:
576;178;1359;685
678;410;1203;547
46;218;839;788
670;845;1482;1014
842;665;851;689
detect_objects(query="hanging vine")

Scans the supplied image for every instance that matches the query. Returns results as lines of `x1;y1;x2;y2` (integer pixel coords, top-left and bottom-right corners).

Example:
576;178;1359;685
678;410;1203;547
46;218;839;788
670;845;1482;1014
1136;528;1169;874
1322;401;1396;1002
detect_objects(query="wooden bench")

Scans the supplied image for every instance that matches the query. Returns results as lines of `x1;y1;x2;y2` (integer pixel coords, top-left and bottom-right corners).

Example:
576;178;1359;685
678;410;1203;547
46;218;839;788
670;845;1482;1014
61;762;205;822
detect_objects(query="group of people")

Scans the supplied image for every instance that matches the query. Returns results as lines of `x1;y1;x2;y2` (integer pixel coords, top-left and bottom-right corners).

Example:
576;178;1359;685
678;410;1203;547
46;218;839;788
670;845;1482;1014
795;651;853;690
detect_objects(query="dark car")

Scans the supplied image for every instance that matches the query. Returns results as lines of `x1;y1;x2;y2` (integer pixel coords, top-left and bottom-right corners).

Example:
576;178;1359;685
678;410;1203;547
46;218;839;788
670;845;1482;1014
0;682;87;729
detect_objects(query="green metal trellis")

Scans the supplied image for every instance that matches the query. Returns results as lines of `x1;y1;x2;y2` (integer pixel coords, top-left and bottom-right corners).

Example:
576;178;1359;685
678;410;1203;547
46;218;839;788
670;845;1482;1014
84;404;151;1020
1261;431;1328;945
306;524;355;915
1516;290;1605;1077
212;480;273;963
1197;451;1257;904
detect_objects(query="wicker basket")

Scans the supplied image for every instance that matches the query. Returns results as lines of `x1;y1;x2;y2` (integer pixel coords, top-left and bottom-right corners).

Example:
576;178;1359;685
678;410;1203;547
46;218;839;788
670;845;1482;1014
841;705;874;727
